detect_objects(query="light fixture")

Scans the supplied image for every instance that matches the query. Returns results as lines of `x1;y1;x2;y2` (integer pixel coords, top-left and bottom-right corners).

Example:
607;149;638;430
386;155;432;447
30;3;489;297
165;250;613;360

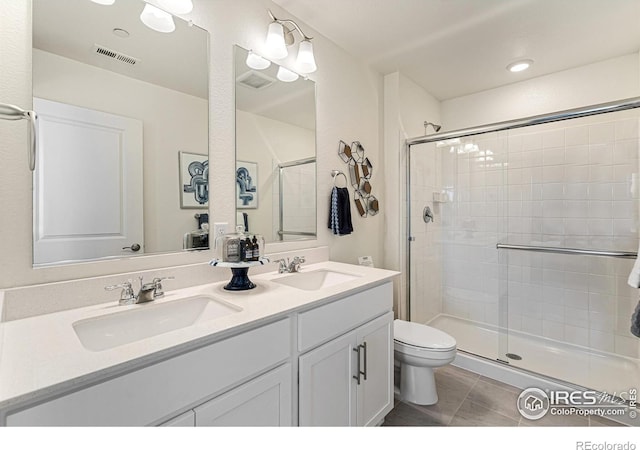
276;66;299;83
140;3;176;33
90;0;116;5
263;9;317;74
296;39;317;74
507;59;533;73
265;21;288;60
157;0;193;15
246;51;271;70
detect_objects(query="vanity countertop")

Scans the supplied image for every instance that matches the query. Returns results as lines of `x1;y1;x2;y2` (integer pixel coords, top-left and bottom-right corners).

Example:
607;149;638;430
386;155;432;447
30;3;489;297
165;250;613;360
0;261;398;411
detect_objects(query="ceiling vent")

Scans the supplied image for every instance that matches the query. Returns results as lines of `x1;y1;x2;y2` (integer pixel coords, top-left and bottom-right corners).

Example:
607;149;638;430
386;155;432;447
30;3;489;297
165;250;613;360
93;44;140;66
236;70;276;90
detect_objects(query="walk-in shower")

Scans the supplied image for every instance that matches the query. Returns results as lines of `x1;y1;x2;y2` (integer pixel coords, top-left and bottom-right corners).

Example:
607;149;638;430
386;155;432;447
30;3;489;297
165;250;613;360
406;98;640;404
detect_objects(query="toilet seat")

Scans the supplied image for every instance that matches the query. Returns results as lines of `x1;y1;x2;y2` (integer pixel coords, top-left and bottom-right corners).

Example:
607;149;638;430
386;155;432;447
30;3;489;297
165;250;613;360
393;319;456;351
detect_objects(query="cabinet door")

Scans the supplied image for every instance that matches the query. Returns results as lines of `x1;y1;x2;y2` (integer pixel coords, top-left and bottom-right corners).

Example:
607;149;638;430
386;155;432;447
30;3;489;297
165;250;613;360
298;331;357;426
356;312;394;427
194;364;292;427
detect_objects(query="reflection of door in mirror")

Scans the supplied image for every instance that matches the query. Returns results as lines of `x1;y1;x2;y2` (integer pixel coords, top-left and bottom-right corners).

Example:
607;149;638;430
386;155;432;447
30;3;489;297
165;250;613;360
33;98;143;265
234;46;317;243
32;0;209;266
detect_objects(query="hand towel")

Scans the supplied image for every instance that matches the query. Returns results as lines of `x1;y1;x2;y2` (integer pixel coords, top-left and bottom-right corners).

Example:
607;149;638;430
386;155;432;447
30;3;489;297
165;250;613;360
328;187;353;236
627;241;640;288
631;297;640;338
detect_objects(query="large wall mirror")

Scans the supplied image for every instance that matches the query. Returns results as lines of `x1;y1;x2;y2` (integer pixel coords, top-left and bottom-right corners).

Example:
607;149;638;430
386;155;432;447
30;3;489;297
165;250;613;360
32;0;209;266
234;46;316;243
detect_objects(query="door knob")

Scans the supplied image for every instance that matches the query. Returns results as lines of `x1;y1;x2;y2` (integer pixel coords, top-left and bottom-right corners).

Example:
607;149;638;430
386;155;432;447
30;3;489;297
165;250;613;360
123;243;141;252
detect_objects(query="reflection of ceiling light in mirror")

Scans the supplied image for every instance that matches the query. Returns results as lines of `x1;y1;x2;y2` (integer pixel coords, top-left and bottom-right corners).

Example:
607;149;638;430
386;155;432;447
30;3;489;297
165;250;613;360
276;66;299;82
90;0;116;5
246;51;271;70
295;39;317;74
157;0;193;14
507;59;533;73
265;22;288;59
140;4;176;33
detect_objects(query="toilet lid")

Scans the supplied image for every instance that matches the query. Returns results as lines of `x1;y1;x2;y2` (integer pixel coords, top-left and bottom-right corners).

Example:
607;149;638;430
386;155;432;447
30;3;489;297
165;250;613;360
394;319;456;350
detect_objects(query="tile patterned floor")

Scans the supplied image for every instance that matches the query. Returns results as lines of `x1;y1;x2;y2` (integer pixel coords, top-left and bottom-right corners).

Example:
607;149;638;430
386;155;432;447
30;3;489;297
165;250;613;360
383;365;625;427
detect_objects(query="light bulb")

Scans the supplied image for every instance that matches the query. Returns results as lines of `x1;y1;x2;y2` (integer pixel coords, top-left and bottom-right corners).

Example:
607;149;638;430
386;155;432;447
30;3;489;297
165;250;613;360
246;51;271;70
295;39;317;74
140;4;176;33
277;66;299;83
157;0;193;14
265;22;288;60
507;59;533;73
90;0;116;4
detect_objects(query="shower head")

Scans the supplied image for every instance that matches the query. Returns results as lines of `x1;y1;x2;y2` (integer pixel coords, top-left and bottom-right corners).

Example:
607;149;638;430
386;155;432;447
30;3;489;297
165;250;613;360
424;121;442;133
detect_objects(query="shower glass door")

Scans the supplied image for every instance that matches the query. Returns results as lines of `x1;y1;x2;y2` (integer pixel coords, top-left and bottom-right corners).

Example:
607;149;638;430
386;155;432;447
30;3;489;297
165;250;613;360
408;132;509;363
499;109;640;396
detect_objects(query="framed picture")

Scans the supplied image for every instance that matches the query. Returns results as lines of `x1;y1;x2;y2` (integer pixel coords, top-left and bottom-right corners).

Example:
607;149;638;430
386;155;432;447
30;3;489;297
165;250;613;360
179;151;209;209
236;161;258;209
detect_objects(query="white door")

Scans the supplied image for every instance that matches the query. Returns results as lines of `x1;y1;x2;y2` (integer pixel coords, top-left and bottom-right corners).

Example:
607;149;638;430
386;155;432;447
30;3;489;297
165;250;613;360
298;331;358;426
194;364;292;426
356;312;394;426
33;98;143;265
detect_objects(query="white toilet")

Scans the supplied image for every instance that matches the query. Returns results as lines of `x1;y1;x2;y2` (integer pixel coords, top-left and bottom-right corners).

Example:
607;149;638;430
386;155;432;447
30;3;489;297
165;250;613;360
394;319;457;405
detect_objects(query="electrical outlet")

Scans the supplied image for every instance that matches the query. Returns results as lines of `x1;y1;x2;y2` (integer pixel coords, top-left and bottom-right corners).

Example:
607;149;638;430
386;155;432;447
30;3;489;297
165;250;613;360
213;223;227;248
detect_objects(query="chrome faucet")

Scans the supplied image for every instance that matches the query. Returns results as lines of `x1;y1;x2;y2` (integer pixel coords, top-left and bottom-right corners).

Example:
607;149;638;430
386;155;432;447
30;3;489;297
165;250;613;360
275;256;306;273
105;276;174;305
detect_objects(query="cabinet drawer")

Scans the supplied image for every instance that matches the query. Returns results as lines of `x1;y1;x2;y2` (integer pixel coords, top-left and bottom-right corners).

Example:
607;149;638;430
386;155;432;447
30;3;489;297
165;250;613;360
297;282;392;353
194;363;292;426
5;318;291;426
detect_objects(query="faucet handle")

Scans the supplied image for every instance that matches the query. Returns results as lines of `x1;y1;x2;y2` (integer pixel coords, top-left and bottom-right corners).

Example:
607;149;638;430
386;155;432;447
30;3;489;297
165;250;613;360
274;258;289;273
105;281;135;303
152;276;174;297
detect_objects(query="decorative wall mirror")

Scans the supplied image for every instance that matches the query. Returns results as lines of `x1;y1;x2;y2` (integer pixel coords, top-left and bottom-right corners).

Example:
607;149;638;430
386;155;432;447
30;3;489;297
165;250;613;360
31;0;209;266
234;45;317;243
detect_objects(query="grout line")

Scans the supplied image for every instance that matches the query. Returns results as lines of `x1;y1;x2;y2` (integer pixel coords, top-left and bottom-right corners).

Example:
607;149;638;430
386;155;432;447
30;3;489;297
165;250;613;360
446;374;480;425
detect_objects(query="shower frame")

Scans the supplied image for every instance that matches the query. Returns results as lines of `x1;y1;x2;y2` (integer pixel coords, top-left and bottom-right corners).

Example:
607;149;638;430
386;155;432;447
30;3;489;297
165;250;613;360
276;157;317;241
404;96;640;323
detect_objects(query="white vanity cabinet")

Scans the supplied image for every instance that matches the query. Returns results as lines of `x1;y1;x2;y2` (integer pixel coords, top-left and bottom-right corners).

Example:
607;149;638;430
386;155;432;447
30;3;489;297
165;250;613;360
4;318;291;426
297;282;394;426
1;275;396;427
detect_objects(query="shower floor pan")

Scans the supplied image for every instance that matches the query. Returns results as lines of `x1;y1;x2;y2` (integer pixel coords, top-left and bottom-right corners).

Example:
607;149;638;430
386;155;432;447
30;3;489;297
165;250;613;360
428;314;640;402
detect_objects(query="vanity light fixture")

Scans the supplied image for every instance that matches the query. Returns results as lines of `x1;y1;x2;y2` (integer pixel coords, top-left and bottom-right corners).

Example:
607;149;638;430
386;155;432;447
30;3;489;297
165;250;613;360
246;50;271;70
264;9;317;74
157;0;193;15
140;3;176;33
276;66;299;83
507;59;533;73
90;0;116;4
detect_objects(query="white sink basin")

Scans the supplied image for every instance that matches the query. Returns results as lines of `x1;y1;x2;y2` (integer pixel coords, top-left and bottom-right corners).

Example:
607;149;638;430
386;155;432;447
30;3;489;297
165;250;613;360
272;269;360;291
73;295;241;351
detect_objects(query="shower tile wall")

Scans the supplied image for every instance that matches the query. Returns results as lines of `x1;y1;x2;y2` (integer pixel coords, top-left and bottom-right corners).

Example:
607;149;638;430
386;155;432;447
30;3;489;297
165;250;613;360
439;110;640;359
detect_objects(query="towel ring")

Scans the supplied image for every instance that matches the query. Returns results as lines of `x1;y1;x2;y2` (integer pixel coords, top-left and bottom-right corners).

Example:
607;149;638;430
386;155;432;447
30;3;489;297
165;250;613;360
331;170;348;186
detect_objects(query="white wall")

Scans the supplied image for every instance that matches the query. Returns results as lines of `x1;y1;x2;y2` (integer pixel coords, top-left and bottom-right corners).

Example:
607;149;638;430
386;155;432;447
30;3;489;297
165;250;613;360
33;49;208;254
442;53;640;130
0;0;383;289
236;109;315;241
383;72;441;318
